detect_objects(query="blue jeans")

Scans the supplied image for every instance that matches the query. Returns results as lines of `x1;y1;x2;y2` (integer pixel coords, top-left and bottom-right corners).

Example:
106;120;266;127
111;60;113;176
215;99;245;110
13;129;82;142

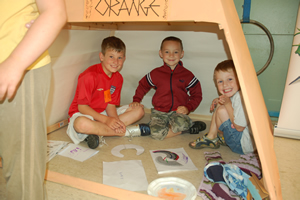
219;119;244;154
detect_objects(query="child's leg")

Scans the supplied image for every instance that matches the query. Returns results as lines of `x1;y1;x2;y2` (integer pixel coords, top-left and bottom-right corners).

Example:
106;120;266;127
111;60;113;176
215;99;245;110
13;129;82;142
165;128;182;138
207;104;230;139
165;112;192;138
122;109;169;140
148;110;170;140
189;110;219;148
189;105;228;149
118;105;149;138
73;116;119;136
72;105;144;138
67;113;122;146
205;110;219;139
118;104;144;126
218;119;244;154
214;105;230;130
149;111;192;139
170;112;207;135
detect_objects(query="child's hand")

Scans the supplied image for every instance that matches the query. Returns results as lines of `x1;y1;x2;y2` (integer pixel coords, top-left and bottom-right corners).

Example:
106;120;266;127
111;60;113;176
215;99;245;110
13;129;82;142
129;102;144;108
114;127;126;134
106;117;126;133
210;98;219;112
176;106;189;115
0;60;26;100
218;95;231;105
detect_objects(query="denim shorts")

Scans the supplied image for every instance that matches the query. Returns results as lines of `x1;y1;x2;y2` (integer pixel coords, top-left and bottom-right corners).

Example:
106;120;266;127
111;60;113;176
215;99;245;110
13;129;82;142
219;119;244;155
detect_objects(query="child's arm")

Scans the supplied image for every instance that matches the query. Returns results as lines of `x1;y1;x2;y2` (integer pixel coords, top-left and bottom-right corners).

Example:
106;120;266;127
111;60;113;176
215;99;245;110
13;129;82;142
183;78;202;112
132;75;153;103
218;95;245;132
210;98;219;112
105;104;126;133
0;0;66;100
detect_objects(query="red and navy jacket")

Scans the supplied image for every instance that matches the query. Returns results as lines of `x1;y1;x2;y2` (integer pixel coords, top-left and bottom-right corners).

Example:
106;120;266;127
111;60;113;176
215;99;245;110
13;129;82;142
133;61;202;113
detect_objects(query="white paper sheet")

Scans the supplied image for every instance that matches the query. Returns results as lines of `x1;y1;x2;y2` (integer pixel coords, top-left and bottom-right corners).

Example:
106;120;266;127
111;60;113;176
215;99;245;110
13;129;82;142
103;160;148;191
47;140;69;162
58;143;99;162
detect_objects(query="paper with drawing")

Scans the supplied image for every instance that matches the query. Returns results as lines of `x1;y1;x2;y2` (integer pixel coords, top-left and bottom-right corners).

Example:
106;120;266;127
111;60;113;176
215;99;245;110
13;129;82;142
150;147;198;174
58;143;99;162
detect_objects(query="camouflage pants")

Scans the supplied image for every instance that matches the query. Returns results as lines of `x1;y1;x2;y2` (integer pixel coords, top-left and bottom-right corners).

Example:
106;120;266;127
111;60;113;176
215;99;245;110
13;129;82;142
149;109;193;140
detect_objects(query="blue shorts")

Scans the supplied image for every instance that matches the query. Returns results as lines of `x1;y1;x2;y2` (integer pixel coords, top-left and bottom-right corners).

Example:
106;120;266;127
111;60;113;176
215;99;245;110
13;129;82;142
219;119;244;155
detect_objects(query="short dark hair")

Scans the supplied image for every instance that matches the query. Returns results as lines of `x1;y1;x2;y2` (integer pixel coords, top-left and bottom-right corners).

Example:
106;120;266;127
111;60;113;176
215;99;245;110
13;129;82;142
160;36;183;50
213;59;238;81
101;36;126;55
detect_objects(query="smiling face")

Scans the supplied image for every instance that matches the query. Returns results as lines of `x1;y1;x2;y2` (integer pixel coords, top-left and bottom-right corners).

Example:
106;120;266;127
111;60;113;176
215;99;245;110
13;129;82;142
215;68;240;97
99;49;125;77
159;40;184;69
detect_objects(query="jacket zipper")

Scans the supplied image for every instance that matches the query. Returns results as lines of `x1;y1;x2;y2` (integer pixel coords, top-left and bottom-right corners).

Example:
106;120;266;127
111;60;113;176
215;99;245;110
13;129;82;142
169;69;174;112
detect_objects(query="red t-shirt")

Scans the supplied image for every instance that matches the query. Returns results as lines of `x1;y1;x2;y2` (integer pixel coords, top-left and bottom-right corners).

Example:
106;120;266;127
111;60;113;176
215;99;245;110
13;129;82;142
68;63;123;118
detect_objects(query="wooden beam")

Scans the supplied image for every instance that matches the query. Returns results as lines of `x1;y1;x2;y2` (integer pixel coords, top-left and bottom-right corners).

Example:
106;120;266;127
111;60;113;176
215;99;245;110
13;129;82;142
63;21;221;33
45;170;164;200
47;119;69;134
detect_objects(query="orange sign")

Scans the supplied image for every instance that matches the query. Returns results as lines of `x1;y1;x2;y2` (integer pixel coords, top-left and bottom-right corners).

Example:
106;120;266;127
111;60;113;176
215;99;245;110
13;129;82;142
84;0;169;21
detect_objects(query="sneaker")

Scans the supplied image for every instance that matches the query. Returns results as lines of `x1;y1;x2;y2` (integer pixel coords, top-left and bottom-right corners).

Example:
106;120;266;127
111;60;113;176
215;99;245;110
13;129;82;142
84;135;99;149
126;124;151;137
126;124;142;137
189;133;220;149
188;121;206;134
139;123;151;136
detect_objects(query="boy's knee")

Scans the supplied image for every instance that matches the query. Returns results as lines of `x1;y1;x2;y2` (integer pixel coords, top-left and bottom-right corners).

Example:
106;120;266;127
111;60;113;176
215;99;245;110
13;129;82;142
216;105;230;122
132;105;145;118
74;116;90;133
216;105;228;115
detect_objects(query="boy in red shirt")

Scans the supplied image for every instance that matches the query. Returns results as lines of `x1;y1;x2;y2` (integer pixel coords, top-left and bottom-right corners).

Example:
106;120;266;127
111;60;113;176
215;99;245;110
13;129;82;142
67;36;144;148
129;36;206;140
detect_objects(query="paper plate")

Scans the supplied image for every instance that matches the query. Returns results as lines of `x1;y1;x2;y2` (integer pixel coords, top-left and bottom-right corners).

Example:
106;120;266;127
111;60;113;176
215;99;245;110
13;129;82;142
147;177;197;200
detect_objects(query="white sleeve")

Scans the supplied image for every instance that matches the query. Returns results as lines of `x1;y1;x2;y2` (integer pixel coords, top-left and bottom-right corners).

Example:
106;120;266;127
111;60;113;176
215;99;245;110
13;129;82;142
231;92;247;127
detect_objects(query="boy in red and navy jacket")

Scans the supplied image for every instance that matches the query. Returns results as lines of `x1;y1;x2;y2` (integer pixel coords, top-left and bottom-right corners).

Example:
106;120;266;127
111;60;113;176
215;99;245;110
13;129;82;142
129;36;206;140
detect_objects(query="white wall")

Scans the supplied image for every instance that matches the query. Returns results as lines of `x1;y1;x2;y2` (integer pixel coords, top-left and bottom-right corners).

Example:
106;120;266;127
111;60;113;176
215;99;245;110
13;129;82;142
46;29;228;126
